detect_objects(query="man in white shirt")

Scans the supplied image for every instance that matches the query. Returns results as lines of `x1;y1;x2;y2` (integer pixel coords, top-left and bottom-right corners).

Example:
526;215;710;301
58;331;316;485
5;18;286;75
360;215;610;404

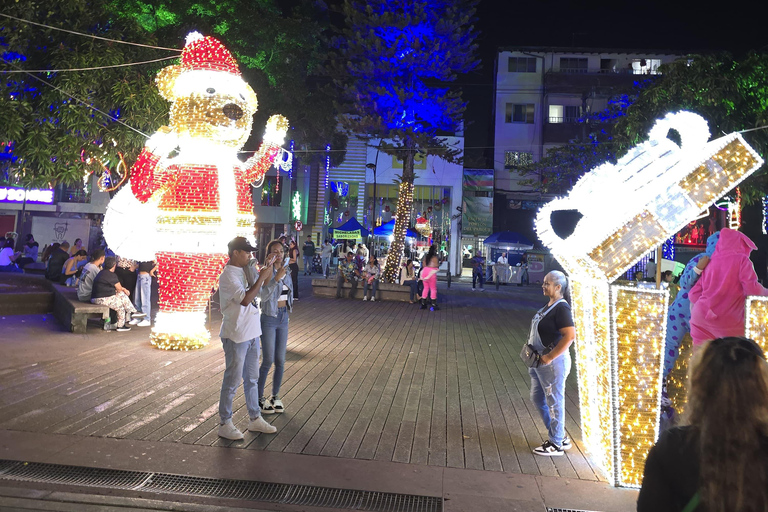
217;237;277;440
497;252;508;265
320;240;334;278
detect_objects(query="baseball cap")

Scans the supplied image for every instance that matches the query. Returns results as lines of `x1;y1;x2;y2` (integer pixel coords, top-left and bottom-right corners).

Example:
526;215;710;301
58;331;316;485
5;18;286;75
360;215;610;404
228;236;257;253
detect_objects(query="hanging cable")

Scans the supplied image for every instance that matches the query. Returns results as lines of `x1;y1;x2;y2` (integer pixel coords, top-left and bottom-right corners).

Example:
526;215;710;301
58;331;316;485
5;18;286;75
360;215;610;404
0;12;181;52
1;57;149;138
0;55;179;73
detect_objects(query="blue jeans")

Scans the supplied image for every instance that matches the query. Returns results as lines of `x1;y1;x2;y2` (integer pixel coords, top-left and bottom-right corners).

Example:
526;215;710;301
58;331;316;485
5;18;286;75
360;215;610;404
219;337;262;423
473;271;484;289
258;308;289;399
135;273;152;318
402;279;418;301
363;278;378;299
529;350;571;447
303;256;313;274
321;256;330;276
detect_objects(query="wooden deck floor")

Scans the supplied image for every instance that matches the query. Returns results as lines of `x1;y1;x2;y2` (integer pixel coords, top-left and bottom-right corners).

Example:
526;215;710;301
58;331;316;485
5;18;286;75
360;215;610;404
0;280;605;482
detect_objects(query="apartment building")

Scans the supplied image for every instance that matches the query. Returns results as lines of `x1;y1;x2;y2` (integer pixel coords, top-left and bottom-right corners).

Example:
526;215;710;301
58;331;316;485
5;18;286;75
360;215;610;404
493;47;684;193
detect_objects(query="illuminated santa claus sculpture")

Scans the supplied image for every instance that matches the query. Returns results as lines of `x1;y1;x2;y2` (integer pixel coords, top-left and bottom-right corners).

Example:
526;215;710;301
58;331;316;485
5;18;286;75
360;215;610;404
103;32;288;350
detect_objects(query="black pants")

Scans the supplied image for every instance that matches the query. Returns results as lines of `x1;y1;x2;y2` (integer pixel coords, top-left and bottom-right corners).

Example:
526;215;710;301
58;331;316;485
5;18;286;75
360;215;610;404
289;263;299;298
115;267;137;305
336;275;357;298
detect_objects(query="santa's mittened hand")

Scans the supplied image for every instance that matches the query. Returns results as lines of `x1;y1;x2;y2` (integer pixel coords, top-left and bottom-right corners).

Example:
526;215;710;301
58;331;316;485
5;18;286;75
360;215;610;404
264;115;289;145
146;127;178;156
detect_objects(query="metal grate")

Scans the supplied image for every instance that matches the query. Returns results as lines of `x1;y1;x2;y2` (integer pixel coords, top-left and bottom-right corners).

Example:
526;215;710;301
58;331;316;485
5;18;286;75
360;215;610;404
0;459;442;512
547;508;604;512
0;460;20;476
2;461;148;489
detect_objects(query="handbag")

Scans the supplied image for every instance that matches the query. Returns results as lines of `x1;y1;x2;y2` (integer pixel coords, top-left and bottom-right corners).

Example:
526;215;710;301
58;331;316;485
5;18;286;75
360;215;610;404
520;343;541;368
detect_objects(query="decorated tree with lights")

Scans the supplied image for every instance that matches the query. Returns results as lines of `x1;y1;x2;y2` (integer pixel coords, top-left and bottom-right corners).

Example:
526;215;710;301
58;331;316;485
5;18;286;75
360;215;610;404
331;0;479;282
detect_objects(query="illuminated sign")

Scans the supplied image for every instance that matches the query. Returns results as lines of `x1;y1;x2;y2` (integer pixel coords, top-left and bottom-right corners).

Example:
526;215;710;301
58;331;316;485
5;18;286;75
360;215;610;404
0;187;55;205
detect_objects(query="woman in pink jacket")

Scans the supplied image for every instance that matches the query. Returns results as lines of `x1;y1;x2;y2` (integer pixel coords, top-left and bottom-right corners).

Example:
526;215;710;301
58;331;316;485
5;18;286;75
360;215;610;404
689;228;768;345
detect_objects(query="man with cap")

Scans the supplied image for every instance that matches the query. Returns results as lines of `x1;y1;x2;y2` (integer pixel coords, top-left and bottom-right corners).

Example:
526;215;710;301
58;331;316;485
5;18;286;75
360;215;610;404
217;236;278;440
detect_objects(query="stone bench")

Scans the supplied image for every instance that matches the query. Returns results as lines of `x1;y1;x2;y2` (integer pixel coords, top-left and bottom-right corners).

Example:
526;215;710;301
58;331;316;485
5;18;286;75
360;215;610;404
311;278;414;302
51;284;110;334
22;262;47;275
0;273;54;315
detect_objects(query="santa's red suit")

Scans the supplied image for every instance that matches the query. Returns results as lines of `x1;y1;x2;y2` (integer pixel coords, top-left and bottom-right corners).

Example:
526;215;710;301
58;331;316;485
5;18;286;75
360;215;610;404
103;32;287;349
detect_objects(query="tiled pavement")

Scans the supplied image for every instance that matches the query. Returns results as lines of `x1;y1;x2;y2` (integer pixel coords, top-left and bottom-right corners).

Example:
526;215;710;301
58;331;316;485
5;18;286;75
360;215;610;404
0;276;638;511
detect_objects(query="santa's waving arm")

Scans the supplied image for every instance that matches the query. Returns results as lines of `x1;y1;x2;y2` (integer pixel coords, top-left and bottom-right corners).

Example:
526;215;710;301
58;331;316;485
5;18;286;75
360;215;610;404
243;115;289;187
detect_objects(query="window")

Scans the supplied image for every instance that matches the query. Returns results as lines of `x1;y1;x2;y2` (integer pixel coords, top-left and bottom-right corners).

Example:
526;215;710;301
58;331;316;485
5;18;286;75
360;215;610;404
507;57;536;73
549;105;564;123
559;57;588;73
631;58;662;75
504;151;533;169
504;103;534;124
564;105;581;122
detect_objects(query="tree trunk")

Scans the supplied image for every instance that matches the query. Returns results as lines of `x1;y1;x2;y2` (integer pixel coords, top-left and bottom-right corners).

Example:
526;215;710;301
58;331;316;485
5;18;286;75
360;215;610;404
382;142;416;283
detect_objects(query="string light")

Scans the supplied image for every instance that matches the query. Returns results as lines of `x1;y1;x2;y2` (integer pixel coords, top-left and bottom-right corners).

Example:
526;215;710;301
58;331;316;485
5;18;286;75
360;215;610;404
535;111;765;487
103;32;288;350
728;187;741;229
382;181;413;283
744;296;768;357
666;333;693;415
324;144;331;189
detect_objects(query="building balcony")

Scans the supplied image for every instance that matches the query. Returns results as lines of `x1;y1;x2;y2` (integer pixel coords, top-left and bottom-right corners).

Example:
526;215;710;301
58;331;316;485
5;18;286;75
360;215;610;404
543;122;583;144
544;70;640;94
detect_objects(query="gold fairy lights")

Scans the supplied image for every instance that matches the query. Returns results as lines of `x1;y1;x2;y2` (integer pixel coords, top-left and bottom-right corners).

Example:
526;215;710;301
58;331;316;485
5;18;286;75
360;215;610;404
383;181;414;283
102;31;288;350
535;112;764;487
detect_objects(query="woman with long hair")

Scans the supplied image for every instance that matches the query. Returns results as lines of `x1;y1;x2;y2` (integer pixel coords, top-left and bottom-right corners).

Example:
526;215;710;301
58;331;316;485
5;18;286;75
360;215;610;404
638;336;768;511
288;239;300;300
258;239;293;414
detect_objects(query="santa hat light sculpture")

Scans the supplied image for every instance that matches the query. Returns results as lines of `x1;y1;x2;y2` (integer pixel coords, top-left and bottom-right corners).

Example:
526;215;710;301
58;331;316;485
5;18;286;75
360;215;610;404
103;32;289;350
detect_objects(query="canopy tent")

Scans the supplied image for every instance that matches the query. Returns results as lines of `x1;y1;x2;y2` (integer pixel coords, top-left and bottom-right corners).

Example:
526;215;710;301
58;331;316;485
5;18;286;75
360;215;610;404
328;217;370;239
483;231;534;251
372;219;419;238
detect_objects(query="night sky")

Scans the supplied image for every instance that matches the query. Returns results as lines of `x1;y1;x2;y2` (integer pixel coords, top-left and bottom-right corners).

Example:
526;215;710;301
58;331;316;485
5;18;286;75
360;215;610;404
462;0;768;166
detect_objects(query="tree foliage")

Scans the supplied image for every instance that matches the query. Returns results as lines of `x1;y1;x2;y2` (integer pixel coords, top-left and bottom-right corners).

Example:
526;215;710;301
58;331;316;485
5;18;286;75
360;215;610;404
0;0;169;187
107;0;347;166
520;53;768;203
0;0;346;188
330;0;480;280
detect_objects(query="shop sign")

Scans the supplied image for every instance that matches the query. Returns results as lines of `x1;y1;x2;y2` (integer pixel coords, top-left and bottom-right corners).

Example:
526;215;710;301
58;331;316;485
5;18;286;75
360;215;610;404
0;187;54;204
334;229;361;239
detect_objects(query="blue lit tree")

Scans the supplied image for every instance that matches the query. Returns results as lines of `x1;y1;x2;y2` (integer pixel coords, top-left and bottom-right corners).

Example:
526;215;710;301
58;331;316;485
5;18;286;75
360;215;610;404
331;0;480;281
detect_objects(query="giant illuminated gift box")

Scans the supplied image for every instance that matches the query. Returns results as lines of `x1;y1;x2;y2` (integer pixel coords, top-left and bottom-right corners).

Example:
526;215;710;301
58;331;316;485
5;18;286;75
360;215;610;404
535;111;764;487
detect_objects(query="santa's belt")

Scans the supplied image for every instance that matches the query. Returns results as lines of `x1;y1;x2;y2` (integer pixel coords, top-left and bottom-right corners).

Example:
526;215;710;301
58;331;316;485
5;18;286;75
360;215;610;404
157;213;254;228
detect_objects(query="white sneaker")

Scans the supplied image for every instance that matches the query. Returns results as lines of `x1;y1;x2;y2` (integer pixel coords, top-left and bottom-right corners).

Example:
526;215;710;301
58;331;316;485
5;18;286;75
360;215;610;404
130;312;147;319
128;318;141;325
136;319;151;327
371;297;376;302
247;416;277;434
260;396;275;414
362;296;368;301
217;420;244;440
